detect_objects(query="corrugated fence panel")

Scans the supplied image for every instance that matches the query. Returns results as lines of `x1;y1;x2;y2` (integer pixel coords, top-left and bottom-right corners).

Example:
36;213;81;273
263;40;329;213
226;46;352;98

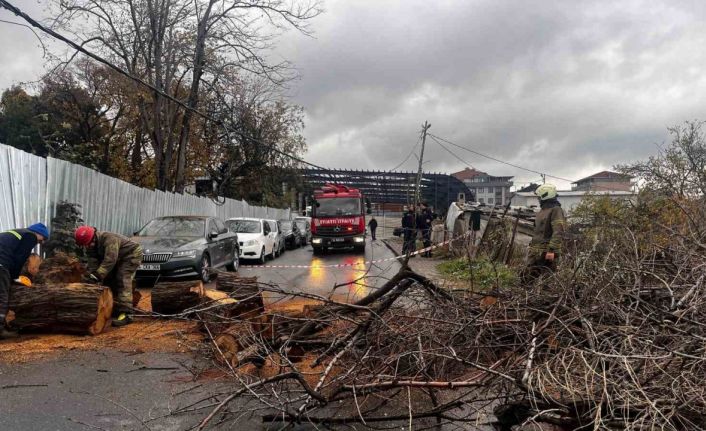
1;144;290;235
0;145;47;231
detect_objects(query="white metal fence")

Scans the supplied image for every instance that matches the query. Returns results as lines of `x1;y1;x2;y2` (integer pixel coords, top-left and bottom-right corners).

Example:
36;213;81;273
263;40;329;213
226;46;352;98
0;144;290;235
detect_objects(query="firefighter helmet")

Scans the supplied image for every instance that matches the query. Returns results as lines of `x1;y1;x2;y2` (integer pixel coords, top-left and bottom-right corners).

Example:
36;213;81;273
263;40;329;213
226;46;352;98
534;183;558;201
74;226;96;247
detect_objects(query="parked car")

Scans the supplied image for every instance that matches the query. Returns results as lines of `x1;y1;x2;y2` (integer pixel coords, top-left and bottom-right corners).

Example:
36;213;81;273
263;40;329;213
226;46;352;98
225;218;276;264
294;219;311;245
269;220;286;257
132;215;239;283
279;220;303;249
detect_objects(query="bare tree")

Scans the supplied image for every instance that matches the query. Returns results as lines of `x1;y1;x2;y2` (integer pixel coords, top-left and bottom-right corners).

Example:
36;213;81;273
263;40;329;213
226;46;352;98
51;0;320;191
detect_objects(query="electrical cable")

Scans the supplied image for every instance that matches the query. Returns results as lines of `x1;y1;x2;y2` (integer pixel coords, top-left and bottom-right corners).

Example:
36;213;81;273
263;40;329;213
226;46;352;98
428;133;630;192
0;0;327;173
389;136;421;172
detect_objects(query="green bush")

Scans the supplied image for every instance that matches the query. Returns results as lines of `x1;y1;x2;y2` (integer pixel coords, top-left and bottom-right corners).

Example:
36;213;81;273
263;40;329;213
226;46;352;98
437;257;517;291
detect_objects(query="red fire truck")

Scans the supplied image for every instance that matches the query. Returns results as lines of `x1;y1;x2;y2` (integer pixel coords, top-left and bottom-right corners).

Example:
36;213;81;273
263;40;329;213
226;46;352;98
310;184;370;254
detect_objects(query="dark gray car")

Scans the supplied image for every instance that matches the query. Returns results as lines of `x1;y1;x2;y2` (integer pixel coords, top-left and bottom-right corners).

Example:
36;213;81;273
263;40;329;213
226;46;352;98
132;215;239;283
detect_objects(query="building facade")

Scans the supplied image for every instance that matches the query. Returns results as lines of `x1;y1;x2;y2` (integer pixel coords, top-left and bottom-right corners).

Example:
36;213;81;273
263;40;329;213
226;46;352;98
572;171;633;192
452;168;513;206
511;190;636;215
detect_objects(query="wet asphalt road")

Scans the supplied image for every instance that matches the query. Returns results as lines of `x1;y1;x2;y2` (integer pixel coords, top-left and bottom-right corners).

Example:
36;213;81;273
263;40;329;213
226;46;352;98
0;238;400;430
237;238;402;306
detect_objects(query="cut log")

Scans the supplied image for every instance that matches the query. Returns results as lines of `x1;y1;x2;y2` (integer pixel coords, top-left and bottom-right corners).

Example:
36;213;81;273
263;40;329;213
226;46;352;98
213;324;263;368
9;283;113;335
216;273;260;299
151;280;205;314
34;252;87;284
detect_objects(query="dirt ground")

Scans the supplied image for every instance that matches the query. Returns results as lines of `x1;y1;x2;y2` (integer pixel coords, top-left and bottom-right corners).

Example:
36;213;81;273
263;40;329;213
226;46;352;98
0;289;203;364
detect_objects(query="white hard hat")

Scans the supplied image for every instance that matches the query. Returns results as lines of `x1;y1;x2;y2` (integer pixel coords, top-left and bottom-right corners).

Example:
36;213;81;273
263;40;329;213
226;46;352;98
534;184;558;201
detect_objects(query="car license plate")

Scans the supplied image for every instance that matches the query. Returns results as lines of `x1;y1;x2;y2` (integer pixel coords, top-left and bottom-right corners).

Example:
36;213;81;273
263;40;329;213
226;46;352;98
332;238;345;242
138;264;161;271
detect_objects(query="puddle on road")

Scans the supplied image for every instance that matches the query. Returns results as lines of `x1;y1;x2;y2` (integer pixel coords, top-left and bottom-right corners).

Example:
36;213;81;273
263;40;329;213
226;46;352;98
262;254;378;311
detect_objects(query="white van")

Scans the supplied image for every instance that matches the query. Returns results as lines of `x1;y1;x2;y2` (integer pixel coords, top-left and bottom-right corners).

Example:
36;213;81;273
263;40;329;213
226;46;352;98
225;218;276;264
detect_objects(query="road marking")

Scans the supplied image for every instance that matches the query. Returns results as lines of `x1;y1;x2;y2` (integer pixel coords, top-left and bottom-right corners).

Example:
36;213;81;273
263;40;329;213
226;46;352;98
240;232;472;270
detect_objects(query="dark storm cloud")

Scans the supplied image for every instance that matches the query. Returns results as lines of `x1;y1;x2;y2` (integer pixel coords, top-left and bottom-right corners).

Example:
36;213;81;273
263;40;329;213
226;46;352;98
3;1;706;189
279;0;706;188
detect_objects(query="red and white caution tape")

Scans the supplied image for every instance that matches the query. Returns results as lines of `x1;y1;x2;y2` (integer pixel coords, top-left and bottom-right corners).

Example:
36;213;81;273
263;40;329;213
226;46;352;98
241;232;471;270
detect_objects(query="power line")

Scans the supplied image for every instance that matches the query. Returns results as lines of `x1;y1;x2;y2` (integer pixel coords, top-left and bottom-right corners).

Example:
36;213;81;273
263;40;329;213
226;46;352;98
0;0;327;173
429;135;476;171
428;133;569;182
429;133;633;193
389;136;421;171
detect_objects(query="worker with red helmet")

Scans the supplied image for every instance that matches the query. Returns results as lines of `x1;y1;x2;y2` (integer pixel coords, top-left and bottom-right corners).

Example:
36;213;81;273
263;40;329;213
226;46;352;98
75;226;142;327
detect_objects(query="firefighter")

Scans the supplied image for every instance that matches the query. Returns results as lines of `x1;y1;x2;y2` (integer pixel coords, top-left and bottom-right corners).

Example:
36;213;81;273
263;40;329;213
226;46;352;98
74;226;142;327
416;203;433;257
401;206;416;255
523;184;566;283
0;223;49;338
368;217;378;241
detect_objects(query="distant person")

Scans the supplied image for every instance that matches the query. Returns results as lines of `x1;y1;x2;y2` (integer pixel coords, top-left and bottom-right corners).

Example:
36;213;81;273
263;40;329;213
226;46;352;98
75;227;143;327
0;223;49;338
416;203;433;257
368;217;378;241
401;206;416;255
523;184;566;283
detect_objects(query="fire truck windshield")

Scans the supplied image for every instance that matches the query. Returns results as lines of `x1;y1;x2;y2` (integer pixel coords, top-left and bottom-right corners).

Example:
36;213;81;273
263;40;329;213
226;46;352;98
315;198;360;217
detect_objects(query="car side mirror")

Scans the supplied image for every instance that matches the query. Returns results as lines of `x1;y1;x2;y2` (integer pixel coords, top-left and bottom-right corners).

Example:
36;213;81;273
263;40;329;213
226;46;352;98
208;230;219;239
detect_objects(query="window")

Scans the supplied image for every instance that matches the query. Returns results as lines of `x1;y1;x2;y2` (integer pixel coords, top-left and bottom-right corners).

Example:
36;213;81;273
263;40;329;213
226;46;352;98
214;218;227;234
226;219;261;233
315;198;361;217
488;198;494;204
207;219;218;235
137;217;205;237
263;221;271;235
478;198;484;203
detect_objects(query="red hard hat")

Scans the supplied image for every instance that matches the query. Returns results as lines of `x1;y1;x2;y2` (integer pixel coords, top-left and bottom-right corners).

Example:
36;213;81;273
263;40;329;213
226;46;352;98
75;226;96;247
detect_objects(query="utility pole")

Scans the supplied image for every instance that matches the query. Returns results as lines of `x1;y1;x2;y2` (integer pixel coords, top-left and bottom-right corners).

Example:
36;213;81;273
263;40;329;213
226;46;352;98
414;121;431;208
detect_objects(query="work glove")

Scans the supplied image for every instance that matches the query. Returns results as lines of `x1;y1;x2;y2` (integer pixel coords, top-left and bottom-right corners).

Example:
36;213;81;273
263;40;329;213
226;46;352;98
544;252;556;262
83;273;101;283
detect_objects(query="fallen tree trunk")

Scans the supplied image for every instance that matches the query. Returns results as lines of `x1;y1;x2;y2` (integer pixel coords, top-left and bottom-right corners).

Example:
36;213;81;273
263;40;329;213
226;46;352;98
9;283;113;335
216;273;260;300
151;280;205;314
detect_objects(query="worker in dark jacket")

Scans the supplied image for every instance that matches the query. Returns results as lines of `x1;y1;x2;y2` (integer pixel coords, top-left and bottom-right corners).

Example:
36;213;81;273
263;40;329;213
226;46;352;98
75;226;142;327
416;203;433;257
401;206;417;255
523;184;566;283
0;223;49;338
368;217;378;241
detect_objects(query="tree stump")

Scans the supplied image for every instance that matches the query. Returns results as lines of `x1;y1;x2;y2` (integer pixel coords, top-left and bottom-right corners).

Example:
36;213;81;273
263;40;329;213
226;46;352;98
151;280;205;314
34;252;87;284
9;283;113;335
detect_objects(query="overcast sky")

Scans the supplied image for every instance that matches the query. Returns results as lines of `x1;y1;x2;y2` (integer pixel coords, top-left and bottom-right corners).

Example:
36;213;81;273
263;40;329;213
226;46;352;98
2;0;706;189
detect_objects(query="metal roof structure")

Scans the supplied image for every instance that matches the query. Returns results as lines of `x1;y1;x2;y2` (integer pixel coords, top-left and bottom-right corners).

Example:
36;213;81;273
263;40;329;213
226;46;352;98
301;168;474;211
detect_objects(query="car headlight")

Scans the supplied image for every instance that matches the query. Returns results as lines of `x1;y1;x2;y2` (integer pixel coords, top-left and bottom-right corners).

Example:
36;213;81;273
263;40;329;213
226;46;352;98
172;249;197;258
354;236;365;243
243;239;258;246
312;238;322;244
